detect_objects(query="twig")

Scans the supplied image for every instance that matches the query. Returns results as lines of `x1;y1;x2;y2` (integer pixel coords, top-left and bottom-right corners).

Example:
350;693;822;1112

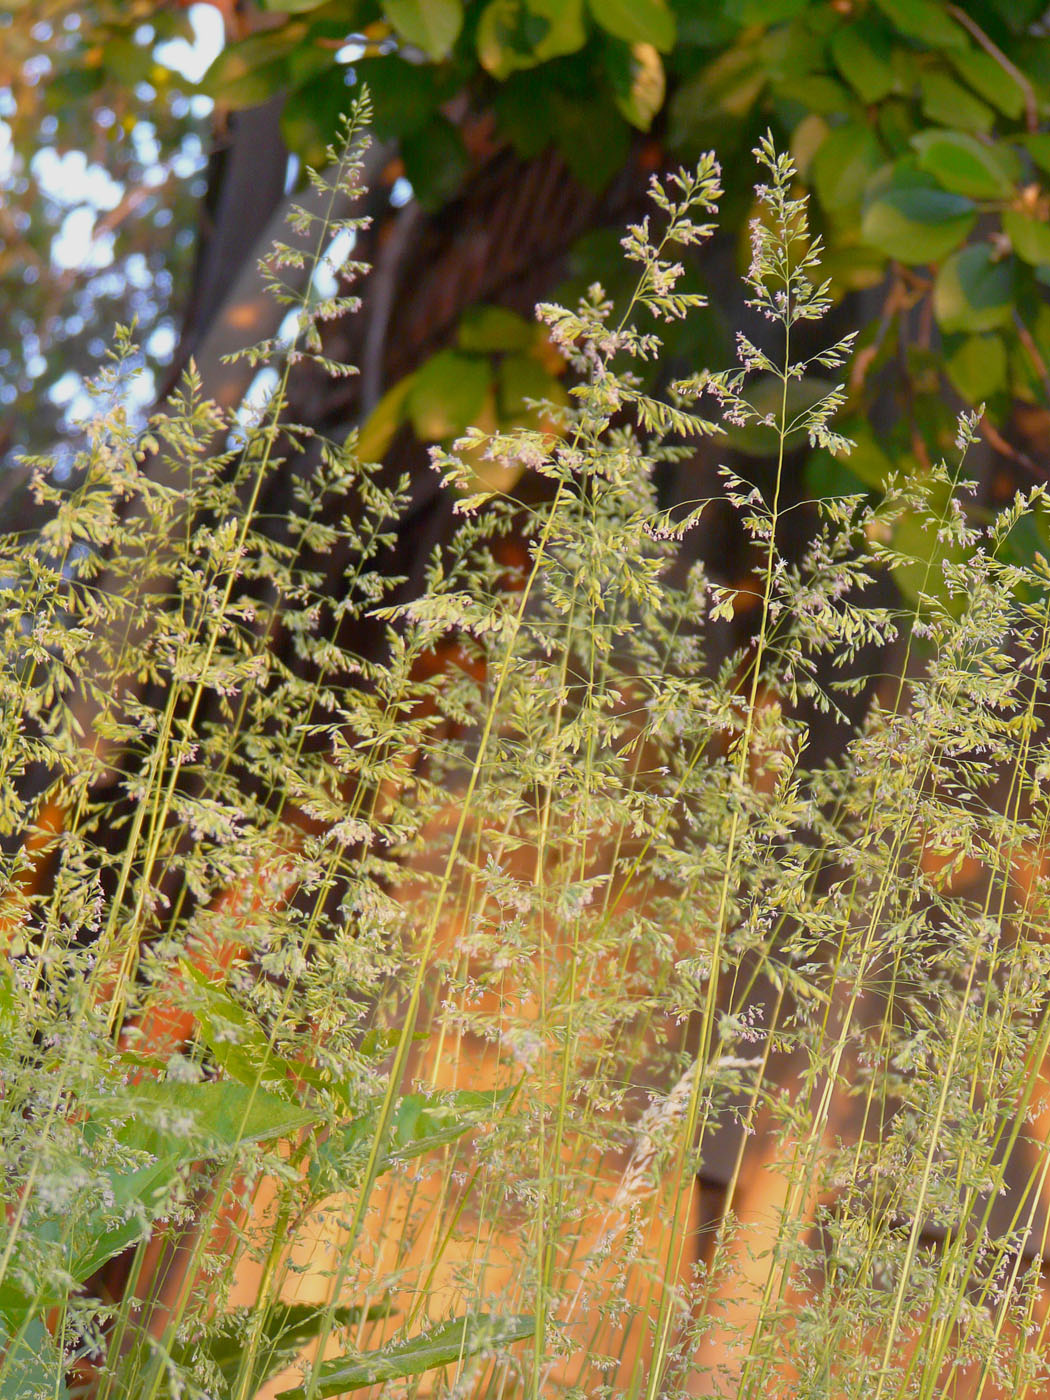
946;4;1039;133
1014;308;1050;404
849;274;907;393
979;413;1042;481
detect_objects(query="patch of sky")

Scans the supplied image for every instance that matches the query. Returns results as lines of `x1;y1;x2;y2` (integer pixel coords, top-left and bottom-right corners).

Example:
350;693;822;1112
336;38;368;63
155;5;225;86
231;368;280;447
311;226;359;301
30;148;123;212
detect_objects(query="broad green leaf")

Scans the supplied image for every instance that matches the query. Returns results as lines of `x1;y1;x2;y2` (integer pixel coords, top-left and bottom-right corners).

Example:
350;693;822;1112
723;377;838;457
49;66;105;102
605;40;665;132
861;177;975;263
476;0;585;78
878;96;915;156
873;0;966;49
68;1147;190;1283
383;1088;515;1158
206;53;291;109
259;0;330;8
588;0;675;53
203;25;309;107
527;0;587;60
353;58;439;139
734;0;808;19
945;333;1007;403
0;1276;42;1322
357;373;416;461
911;130;1018;200
0;1315;71;1398
178;960;331;1099
821;242;888;294
477;0;542;77
384;0;463;58
804;450;872;500
402;115;470;209
668;46;765;152
949;46;1027;119
841;429;896;490
830;22;897;103
494;70;557;153
457;305;535;352
933;243;1014;333
1021;134;1050;174
113;1078;317;1156
920;70;995;132
56;1079;317;1287
812;124;882;212
0;962;17;1033
1003;210;1050;267
407;350;491;440
358;1025;428;1058
552;87;631;190
276;1313;535;1397
498;352;566;424
310;1087;514;1190
99;37;151;85
890;489;971;614
171;1304;385;1395
775;74;854;116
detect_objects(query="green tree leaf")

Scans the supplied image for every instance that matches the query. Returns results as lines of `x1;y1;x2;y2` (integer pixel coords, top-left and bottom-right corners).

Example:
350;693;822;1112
911;129;1018;200
668;45;765;152
735;0;808;19
812;123;883;212
477;0;586;78
275;1313;535;1397
179;959;332;1097
281;66;356;168
67;1149;190;1284
1021;133;1050;174
945;333;1007;402
338;1087;512;1173
933;242;1015;332
552;88;631;190
402;116;470;209
357;373;417;461
407;349;492;439
202;24;311;107
920;70;995;132
588;0;675;53
1003;209;1050;267
775;73;853;116
829;21;897;104
949;46;1027;119
353;58;440;139
605;40;665;132
723;376;838;457
384;0;463;58
457;305;535;351
861;176;976;263
498;352;567;424
872;0;966;49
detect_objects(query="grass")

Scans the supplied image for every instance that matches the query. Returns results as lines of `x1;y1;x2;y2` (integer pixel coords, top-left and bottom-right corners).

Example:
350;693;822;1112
2;101;1050;1400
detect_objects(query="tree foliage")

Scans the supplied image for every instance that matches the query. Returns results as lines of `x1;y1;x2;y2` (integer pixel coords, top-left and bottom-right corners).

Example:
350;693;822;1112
5;0;1050;565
